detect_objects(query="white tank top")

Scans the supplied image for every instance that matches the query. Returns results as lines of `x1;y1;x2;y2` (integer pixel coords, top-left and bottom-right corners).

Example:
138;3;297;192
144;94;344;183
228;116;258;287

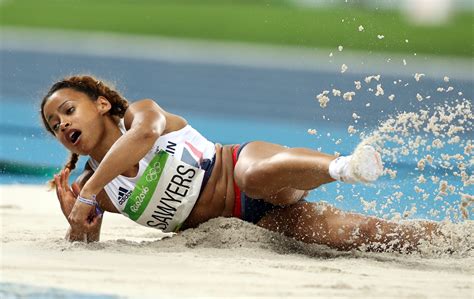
88;121;216;232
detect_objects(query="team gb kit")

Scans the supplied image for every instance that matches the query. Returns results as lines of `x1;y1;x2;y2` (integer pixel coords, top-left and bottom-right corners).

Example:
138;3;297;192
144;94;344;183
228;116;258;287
88;122;216;232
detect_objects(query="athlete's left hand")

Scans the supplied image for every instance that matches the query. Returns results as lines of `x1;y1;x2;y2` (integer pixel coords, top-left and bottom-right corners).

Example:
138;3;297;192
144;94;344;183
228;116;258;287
68;192;101;233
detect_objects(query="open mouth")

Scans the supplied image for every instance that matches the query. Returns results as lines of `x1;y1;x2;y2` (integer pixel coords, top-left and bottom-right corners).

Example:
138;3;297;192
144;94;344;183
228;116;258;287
68;130;82;145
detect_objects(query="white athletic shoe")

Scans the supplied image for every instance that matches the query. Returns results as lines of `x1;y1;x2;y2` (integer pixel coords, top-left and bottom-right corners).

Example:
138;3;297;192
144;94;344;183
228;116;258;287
329;145;383;184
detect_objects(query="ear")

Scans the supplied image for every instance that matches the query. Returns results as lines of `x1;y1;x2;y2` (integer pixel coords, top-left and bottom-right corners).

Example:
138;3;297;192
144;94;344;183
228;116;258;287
96;96;112;115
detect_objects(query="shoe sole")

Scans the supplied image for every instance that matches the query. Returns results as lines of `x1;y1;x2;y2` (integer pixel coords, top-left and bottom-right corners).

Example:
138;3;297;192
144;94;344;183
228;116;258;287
351;145;384;183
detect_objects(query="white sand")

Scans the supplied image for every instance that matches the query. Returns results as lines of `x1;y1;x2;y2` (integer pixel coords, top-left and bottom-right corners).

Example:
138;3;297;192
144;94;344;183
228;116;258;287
1;185;473;299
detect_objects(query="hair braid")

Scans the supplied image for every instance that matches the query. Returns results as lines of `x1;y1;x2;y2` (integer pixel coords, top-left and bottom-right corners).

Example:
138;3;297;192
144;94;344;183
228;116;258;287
65;152;79;171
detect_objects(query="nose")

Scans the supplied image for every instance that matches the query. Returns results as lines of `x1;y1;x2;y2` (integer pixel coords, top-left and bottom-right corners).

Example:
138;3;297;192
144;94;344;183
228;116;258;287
60;121;71;132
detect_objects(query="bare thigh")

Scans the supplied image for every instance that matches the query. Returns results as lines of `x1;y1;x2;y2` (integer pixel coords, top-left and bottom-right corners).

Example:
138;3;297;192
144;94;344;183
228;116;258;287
234;141;309;205
234;141;334;204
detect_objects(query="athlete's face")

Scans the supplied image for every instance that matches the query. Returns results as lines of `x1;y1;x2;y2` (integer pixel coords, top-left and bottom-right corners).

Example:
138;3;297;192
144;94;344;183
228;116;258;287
42;88;111;155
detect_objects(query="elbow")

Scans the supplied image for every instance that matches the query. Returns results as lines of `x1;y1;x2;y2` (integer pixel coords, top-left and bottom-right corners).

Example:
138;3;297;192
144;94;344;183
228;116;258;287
136;117;165;141
128;100;167;141
141;127;161;140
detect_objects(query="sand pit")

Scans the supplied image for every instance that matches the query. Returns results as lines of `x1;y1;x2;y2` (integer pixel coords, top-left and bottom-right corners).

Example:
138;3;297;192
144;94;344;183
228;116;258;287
1;185;472;298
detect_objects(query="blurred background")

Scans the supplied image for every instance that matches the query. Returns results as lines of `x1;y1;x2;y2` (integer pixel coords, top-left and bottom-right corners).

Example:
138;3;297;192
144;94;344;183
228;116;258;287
1;0;473;56
1;0;472;220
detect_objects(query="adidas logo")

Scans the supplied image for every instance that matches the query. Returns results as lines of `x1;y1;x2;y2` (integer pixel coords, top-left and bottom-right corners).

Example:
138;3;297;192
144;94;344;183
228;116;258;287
118;186;132;205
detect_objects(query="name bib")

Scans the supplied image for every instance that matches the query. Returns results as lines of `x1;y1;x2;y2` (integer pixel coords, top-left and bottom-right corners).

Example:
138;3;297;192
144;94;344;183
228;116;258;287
121;150;204;232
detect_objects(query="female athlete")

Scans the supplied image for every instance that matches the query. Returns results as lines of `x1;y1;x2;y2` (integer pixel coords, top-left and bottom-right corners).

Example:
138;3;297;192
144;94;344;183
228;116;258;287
41;75;438;252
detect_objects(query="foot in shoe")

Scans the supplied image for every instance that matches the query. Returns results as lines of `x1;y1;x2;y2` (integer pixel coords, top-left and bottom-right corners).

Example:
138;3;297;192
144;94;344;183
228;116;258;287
349;145;384;183
329;145;383;184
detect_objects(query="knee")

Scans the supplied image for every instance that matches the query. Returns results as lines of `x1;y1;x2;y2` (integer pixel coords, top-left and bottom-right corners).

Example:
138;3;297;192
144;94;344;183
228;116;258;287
287;202;333;242
307;205;364;249
290;203;356;249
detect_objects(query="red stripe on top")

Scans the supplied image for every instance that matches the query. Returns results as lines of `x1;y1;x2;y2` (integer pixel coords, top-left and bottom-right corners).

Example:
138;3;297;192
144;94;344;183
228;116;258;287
185;141;204;162
232;145;242;219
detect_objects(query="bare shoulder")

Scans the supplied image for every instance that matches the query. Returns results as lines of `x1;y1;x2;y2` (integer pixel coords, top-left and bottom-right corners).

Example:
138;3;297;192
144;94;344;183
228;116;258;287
124;98;188;133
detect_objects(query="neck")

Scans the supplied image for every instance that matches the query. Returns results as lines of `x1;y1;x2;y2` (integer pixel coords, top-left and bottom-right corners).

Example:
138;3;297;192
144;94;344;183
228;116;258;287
90;118;122;162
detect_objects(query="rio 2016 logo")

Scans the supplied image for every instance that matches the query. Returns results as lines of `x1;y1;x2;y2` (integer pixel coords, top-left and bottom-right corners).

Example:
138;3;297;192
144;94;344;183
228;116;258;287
130;186;150;213
145;161;163;182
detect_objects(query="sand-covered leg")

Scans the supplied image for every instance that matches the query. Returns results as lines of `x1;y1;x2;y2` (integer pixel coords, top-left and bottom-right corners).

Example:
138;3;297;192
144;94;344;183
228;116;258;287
257;201;438;252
